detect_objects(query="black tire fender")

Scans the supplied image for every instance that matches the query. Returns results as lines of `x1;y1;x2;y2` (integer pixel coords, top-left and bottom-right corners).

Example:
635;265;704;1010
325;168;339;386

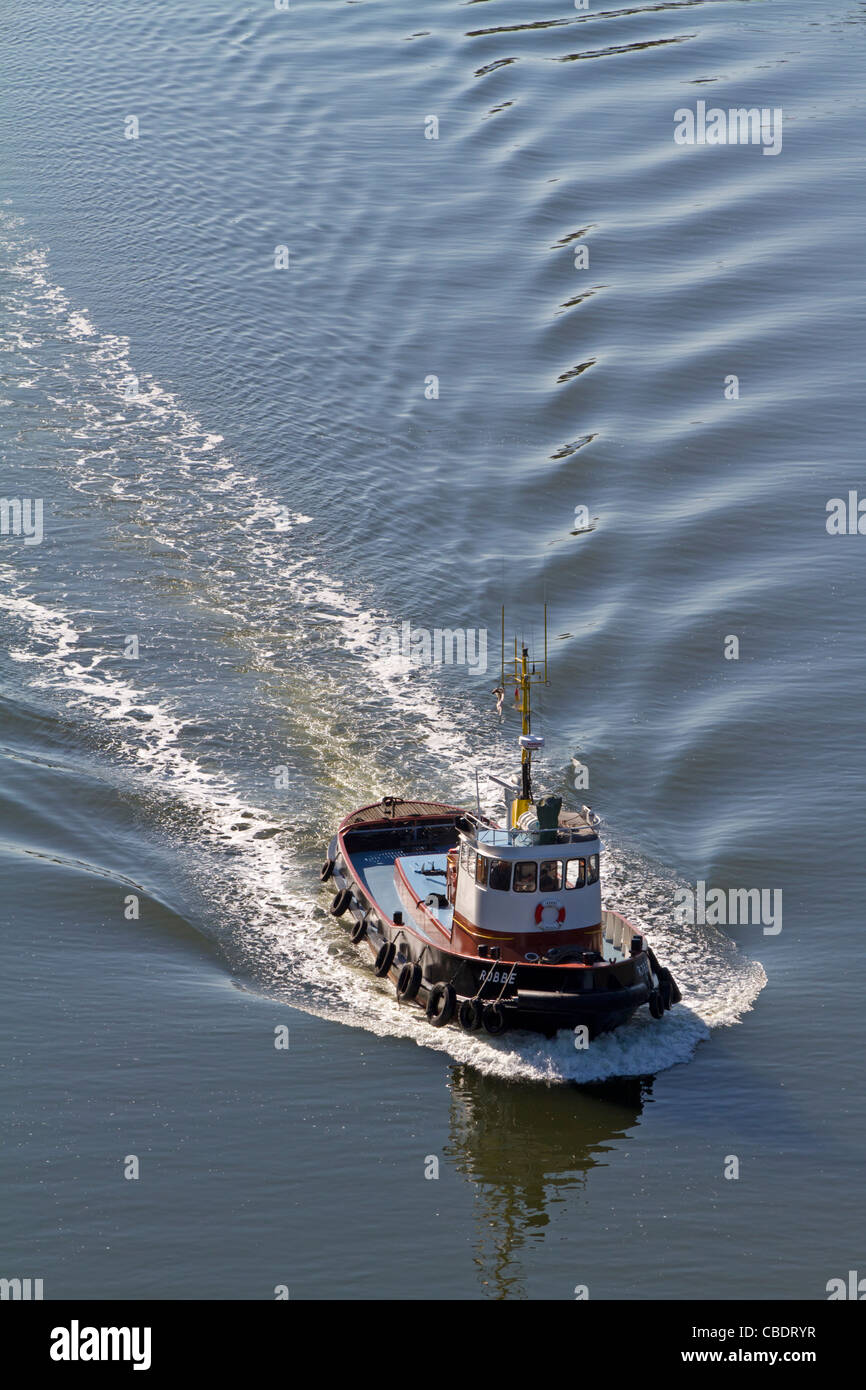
349;916;368;944
658;968;674;1011
649;989;664;1019
329;888;353;917
374;941;396;978
319;858;335;883
396;962;423;1001
458;998;483;1032
482;1003;508;1036
426;983;456;1027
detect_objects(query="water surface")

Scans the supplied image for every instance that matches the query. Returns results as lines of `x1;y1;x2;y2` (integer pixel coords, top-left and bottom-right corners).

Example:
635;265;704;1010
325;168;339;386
1;0;864;1298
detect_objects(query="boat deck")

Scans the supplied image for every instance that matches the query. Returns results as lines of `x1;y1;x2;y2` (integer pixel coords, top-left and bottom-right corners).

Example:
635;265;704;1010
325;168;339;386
352;848;453;942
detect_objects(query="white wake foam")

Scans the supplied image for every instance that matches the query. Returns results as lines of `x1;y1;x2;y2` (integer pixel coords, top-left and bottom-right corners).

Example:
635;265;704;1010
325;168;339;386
0;216;766;1081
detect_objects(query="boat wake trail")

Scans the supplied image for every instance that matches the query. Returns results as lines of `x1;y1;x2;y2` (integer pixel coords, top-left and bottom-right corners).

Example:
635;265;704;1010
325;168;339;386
0;217;765;1082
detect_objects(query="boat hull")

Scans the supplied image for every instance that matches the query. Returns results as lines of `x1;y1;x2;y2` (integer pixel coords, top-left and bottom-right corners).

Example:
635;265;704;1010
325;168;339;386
323;801;677;1039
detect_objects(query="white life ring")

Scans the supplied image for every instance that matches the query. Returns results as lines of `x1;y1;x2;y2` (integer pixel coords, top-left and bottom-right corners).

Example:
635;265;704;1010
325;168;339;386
534;903;566;926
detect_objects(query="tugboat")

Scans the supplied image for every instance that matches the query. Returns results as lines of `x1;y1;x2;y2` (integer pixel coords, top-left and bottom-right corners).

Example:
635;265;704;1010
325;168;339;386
320;614;680;1038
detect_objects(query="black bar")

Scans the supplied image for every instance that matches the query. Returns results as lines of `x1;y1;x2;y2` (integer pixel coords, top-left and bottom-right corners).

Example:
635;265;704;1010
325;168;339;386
4;1298;862;1375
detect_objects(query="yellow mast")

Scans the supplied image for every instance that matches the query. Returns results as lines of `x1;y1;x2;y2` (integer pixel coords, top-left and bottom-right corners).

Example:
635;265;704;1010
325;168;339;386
501;606;548;826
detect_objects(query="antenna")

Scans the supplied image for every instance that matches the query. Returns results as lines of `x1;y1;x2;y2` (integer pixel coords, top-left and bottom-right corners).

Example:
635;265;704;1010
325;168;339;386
488;774;517;844
544;602;548;684
500;604;505;689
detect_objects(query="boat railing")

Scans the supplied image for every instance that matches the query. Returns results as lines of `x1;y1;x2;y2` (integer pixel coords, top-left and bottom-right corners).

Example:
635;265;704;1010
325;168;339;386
602;909;641;953
460;810;595;848
460;811;513;846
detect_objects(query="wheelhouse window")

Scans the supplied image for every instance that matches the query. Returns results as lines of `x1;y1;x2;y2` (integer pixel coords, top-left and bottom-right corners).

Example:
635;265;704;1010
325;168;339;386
565;858;585;890
475;853;489;887
488;858;512;891
586;854;599;884
513;861;538;893
539;859;562;892
460;842;477;880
